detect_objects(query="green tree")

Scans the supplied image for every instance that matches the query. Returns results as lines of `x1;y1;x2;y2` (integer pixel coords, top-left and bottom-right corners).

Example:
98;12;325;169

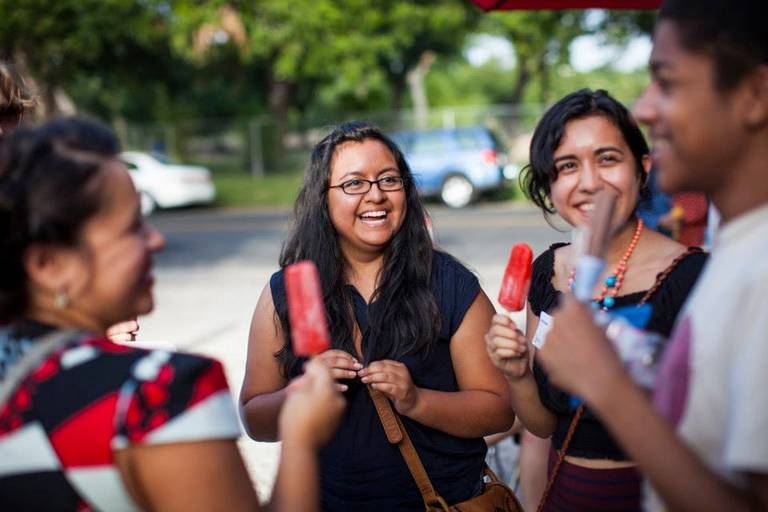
0;0;172;118
483;10;587;106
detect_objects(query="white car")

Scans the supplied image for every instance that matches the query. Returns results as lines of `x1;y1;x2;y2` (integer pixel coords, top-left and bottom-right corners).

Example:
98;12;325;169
120;151;216;215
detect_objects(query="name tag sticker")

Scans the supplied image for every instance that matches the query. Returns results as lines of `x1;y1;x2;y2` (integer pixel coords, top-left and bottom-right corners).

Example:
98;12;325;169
532;311;553;349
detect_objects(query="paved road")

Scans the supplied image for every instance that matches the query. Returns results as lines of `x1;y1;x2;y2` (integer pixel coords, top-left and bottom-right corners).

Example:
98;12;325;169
136;202;569;497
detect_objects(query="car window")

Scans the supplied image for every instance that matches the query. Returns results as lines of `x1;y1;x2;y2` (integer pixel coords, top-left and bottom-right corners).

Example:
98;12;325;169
151;152;178;165
390;133;409;151
121;160;139;171
454;130;485;150
411;132;446;154
486;130;505;151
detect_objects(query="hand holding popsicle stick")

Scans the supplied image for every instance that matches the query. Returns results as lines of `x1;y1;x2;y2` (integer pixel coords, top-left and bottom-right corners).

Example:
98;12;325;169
485;243;534;380
557;189;618;408
570;190;618;302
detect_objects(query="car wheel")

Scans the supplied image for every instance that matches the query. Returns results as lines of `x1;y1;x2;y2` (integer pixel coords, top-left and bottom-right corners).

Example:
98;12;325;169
440;174;474;208
140;191;157;216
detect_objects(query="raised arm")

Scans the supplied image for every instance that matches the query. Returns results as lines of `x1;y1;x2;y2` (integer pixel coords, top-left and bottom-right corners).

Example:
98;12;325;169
539;295;768;512
484;305;557;438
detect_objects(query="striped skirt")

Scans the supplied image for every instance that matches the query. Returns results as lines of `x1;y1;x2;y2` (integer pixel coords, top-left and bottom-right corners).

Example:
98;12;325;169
540;448;642;512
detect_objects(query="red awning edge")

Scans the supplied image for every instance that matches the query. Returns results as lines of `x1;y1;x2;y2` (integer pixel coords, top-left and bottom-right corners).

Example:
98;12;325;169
471;0;661;10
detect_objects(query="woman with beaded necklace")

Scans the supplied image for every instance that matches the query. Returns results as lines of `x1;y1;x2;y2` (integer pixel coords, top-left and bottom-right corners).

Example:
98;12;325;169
485;89;707;511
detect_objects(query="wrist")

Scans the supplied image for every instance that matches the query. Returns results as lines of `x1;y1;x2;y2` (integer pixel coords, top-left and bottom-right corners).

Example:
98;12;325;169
280;424;319;450
582;364;634;414
503;364;531;383
399;386;423;417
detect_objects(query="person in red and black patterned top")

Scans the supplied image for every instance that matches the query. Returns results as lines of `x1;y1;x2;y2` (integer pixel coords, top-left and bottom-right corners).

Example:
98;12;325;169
0;118;345;511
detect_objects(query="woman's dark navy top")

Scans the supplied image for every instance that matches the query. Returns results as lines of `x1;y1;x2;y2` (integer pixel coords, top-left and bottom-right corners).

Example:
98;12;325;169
530;243;707;460
270;250;487;511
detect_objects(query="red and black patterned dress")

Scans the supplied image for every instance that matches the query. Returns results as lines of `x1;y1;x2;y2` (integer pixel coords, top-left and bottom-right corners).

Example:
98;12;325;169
0;321;241;511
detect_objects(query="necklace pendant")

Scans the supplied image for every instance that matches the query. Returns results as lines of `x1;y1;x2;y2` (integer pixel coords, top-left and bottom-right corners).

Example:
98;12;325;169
602;296;616;308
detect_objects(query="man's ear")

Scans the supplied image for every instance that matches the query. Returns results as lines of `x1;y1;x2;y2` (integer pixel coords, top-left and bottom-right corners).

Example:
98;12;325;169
641;155;652;176
741;64;768;130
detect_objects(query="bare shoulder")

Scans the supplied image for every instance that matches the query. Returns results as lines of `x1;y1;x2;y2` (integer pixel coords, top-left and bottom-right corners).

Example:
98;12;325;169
640;229;691;272
551;244;573;291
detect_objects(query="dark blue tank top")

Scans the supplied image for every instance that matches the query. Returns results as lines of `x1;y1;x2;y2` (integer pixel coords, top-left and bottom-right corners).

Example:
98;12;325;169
270;250;486;511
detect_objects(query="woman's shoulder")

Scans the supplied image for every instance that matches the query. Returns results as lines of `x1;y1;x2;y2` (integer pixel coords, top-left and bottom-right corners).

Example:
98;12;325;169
431;250;481;336
270;267;285;285
532;242;569;277
432;250;478;284
657;246;708;289
268;268;286;305
529;243;568;314
644;246;708;335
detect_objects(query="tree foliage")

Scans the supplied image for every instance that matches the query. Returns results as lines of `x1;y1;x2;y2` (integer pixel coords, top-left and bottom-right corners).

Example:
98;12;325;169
0;1;652;124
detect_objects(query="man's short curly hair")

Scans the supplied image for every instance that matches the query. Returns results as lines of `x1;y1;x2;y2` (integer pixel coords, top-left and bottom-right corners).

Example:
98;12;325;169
0;61;36;113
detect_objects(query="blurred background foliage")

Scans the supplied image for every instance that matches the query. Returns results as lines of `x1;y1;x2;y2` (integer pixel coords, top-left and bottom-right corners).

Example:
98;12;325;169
0;0;652;193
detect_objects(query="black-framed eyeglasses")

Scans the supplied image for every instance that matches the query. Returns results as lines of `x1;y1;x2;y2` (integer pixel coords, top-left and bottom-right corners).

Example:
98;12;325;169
328;176;406;195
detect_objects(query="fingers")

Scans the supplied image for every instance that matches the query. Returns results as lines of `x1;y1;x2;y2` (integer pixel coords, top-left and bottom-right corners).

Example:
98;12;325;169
485;324;527;359
106;319;139;342
368;382;399;395
357;360;407;382
317;349;362;380
318;350;361;368
491;314;519;330
295;358;347;395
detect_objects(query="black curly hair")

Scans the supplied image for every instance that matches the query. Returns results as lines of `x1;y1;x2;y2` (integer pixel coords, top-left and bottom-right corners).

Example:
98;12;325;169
0;117;119;322
520;89;649;217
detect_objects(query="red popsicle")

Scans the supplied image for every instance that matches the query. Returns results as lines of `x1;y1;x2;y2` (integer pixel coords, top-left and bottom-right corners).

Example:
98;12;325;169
498;243;534;311
285;261;331;356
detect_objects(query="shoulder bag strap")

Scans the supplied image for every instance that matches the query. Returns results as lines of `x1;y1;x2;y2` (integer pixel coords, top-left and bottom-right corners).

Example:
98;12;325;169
535;404;584;512
368;386;451;511
0;328;81;410
638;246;703;306
536;246;703;511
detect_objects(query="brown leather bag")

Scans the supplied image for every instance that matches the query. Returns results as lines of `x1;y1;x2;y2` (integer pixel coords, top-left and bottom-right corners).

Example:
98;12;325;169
369;387;524;512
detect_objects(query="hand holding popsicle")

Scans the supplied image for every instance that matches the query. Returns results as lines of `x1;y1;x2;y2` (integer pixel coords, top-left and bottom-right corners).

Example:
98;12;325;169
280;358;346;449
571;191;618;302
485;314;530;380
485;243;534;380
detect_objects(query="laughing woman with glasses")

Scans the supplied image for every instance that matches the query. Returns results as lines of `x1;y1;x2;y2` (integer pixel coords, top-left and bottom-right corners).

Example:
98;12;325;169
240;121;515;511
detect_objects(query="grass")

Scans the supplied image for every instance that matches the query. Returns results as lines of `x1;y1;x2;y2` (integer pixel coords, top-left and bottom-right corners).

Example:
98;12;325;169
213;172;303;208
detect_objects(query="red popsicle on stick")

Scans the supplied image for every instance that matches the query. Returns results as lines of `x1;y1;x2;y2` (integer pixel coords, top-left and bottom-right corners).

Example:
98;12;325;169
498;243;534;311
285;261;331;356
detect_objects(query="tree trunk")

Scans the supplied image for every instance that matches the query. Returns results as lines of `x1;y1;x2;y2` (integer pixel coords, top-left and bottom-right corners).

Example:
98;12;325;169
406;51;435;130
508;63;531;106
390;73;406;113
266;73;293;171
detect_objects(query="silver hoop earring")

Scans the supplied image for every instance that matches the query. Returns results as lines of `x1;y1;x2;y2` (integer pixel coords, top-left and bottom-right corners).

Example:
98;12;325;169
54;290;70;309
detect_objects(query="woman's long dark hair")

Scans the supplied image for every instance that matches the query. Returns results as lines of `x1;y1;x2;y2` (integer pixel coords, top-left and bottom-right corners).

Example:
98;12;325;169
275;120;440;377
